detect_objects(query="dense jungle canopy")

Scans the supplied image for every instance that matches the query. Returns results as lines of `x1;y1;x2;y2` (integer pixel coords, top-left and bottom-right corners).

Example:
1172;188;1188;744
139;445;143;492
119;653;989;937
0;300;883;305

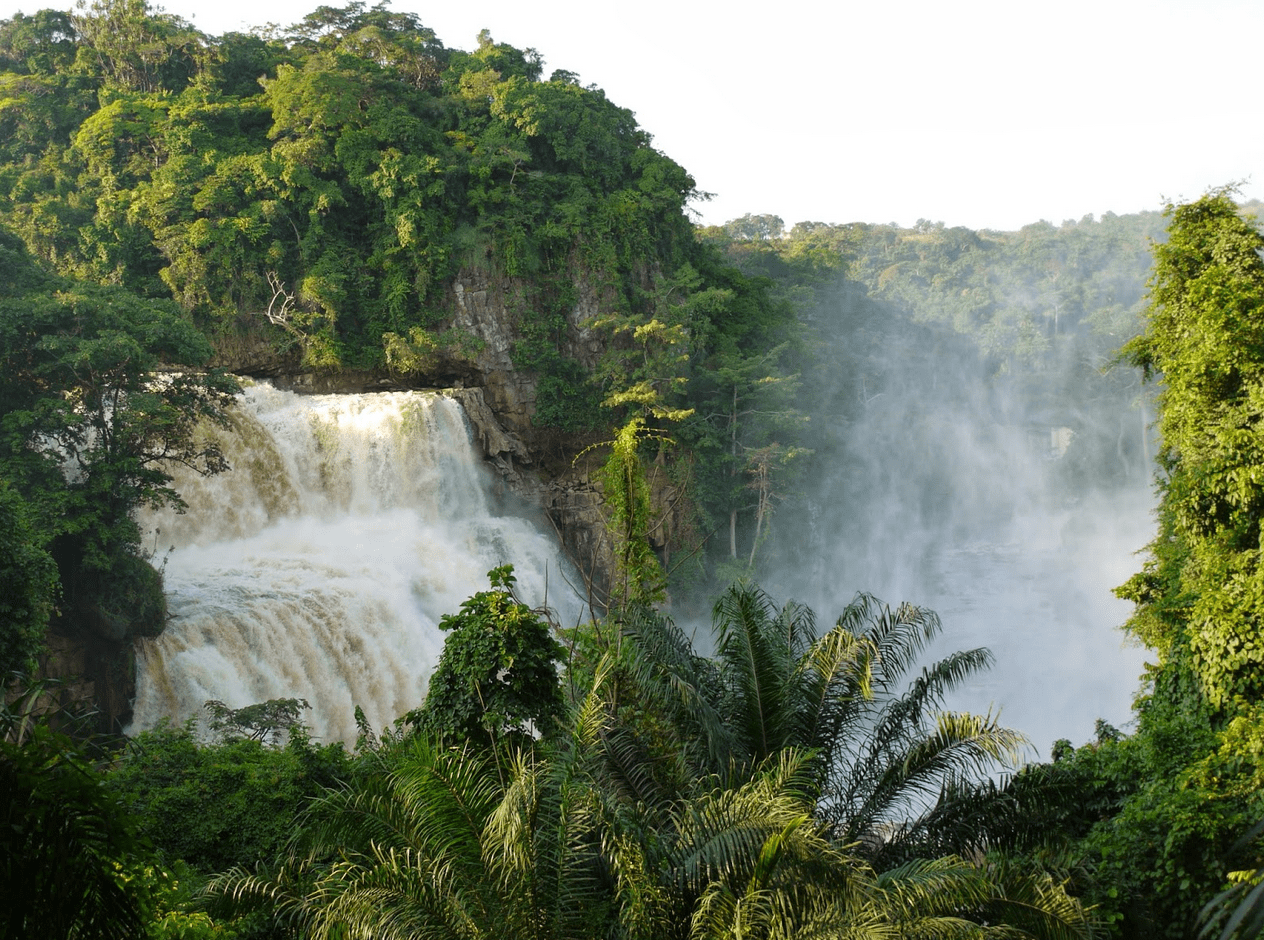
4;1;1264;938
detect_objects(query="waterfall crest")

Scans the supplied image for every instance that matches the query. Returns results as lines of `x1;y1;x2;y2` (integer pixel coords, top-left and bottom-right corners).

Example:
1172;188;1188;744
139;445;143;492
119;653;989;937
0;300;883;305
132;382;580;743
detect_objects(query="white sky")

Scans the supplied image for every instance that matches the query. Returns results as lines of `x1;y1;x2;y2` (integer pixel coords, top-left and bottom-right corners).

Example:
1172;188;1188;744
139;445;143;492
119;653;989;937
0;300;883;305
2;0;1261;231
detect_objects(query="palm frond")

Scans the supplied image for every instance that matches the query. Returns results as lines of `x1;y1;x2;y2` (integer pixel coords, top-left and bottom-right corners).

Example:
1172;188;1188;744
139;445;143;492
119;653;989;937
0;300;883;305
299;736;501;876
623;606;739;775
1199;817;1264;940
876;856;996;922
668;750;821;891
714;580;791;761
837;594;942;691
876;856;1095;940
1;728;147;940
976;858;1099;940
1201;874;1264;940
671;750;872;940
840;711;1027;850
794;623;877;758
206;858;326;934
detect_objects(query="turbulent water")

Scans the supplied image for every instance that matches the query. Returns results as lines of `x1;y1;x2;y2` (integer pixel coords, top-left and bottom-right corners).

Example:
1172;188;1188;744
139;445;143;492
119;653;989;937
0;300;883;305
131;382;582;743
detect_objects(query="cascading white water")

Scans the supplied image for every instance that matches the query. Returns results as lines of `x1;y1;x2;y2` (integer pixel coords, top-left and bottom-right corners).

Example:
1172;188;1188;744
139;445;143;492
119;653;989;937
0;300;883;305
131;382;582;744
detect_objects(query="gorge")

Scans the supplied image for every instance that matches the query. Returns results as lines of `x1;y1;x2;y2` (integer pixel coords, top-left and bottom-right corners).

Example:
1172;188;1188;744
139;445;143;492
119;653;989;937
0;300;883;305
123;300;1156;759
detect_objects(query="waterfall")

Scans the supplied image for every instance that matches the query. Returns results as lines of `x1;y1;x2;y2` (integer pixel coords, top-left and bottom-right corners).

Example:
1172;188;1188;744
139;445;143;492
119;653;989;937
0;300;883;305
131;382;581;744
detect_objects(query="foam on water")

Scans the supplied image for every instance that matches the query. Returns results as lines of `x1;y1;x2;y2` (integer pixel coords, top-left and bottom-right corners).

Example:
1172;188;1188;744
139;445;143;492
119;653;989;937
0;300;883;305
131;383;580;743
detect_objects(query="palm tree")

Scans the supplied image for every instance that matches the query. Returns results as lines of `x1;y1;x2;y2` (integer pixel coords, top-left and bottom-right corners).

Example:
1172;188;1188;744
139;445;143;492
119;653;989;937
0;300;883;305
875;855;1097;940
211;734;508;939
621;581;1025;862
210;587;1091;940
1197;818;1264;940
656;747;877;940
584;585;1093;939
212;697;892;940
209;660;665;940
1;720;148;939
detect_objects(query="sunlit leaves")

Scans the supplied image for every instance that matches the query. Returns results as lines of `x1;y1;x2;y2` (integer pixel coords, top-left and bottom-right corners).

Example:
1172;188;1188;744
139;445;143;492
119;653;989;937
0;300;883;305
1120;191;1264;707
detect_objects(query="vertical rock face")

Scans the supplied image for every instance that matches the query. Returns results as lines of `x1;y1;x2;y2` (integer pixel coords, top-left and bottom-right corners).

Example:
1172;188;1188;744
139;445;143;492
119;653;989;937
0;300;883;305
40;626;136;734
207;264;623;597
449;274;539;439
440;268;618;596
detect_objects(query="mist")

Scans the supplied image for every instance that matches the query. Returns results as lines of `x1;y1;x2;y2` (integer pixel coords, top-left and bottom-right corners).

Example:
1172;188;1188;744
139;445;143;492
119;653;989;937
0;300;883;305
765;271;1155;762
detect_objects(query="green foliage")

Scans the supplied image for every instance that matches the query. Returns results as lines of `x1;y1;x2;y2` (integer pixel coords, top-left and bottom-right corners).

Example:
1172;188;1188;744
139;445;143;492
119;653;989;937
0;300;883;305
208;586;1092;940
0;0;708;385
209;731;629;940
591;265;700;424
1198;818;1264;940
618;582;1025;869
1028;713;1261;938
0;9;78;76
2;723;149;939
983;194;1264;940
203;697;312;746
0;479;59;673
599;419;667;606
0;226;238;640
107;717;351;873
532;355;604;433
71;0;205;95
1119;190;1264;709
415;564;565;746
135;860;244;939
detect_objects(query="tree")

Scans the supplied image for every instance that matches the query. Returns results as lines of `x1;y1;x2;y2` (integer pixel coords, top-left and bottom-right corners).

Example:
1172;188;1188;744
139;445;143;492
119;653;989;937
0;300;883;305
622;582;1025;865
0;480;59;674
721;213;784;242
204;696;312;745
414;565;565;747
70;0;204;95
996;192;1264;939
107;715;351;874
209;603;1091;940
0;228;238;643
693;346;805;569
599;419;669;608
210;676;649;940
1117;189;1264;709
0;9;78;75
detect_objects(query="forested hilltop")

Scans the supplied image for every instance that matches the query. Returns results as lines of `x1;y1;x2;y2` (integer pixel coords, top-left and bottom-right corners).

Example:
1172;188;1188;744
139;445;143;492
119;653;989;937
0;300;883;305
5;1;1264;938
0;0;810;612
0;0;1178;608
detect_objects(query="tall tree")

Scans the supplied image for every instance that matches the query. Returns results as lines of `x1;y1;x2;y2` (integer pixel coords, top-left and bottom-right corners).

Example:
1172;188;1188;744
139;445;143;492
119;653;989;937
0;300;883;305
0;228;238;642
1118;189;1264;709
1001;192;1264;939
